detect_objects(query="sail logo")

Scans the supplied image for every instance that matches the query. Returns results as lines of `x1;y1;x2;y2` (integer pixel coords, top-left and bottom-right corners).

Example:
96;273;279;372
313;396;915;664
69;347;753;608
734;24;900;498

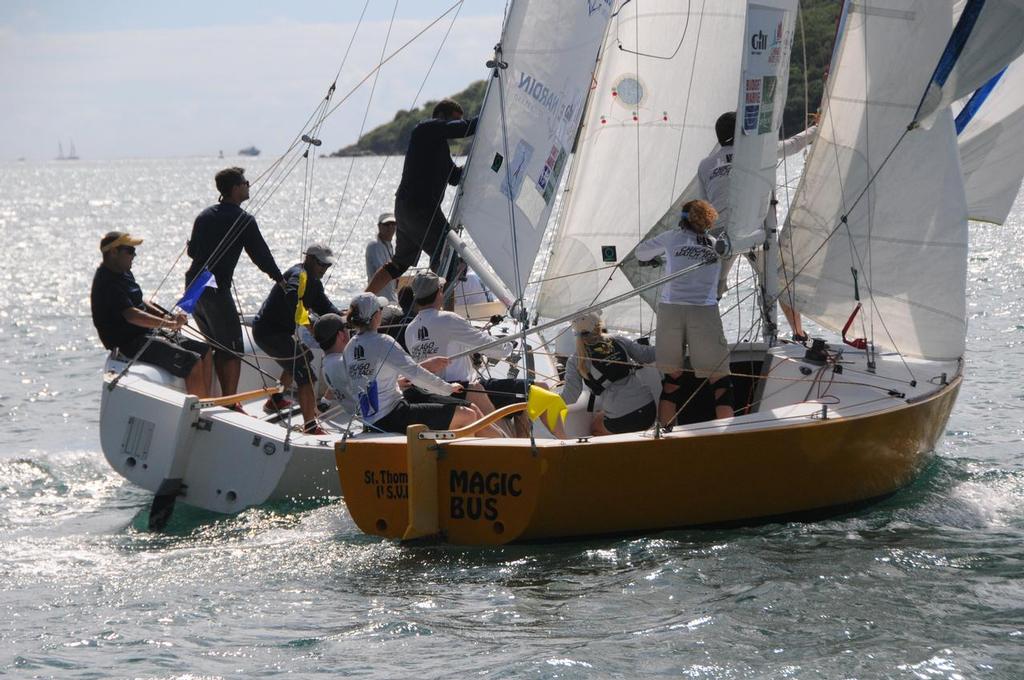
750;30;768;53
416;326;429;341
517;71;560;115
353;345;364;360
587;0;613;16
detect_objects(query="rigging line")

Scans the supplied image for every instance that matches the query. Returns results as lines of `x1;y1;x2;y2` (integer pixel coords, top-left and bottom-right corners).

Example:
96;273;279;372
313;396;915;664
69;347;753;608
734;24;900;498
614;0;693;61
632;0;643;334
328;0;371;89
323;0;463;273
323;0;399;255
668;0;707;202
146;243;188;306
323;0;466;122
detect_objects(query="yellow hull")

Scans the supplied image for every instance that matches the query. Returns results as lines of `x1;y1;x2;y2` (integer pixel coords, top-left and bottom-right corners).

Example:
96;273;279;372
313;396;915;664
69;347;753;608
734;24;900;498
336;377;960;545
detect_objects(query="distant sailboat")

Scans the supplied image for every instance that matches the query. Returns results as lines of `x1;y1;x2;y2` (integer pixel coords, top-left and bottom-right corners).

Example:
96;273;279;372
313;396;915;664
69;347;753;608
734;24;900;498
57;140;79;161
67;140;79;160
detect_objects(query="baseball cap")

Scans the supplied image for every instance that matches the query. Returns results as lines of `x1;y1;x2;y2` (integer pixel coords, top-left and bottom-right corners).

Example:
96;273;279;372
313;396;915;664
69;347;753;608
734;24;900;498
571;311;602;335
100;231;143;253
377;212;397;226
411;271;445;300
313;313;347;350
350;292;389;324
305;243;335;266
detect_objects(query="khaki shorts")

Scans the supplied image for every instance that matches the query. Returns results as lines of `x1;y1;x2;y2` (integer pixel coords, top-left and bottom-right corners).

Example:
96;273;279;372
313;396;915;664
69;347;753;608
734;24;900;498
655;302;730;378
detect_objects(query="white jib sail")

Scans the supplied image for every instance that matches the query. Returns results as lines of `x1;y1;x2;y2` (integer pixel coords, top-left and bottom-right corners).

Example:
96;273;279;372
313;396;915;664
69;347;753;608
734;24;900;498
915;0;1024;126
451;0;613;299
536;1;747;331
781;0;968;361
957;56;1024;224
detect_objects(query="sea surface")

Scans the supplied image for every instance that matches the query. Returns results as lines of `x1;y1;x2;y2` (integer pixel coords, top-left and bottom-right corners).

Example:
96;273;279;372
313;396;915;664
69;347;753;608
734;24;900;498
0;156;1021;678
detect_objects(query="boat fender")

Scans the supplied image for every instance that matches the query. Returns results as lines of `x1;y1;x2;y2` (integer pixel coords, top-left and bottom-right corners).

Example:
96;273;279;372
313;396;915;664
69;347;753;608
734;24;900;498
711;376;734;408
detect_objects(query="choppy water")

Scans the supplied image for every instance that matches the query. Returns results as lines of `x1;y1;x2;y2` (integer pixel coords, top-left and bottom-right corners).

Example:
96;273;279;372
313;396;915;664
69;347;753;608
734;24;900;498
0;157;1022;678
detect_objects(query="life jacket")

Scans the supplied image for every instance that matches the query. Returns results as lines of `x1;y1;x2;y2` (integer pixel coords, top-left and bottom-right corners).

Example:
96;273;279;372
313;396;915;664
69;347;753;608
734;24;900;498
582;337;636;397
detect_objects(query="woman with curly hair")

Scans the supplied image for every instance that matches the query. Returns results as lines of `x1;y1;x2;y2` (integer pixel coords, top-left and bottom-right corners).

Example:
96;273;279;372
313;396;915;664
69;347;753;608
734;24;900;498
635;199;734;425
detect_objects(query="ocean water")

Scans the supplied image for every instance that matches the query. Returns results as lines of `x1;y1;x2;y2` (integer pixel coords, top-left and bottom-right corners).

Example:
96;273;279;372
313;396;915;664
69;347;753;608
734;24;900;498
0;157;1022;678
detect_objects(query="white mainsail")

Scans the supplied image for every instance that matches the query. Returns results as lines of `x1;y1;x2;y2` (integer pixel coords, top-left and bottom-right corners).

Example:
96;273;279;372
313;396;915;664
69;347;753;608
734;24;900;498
781;0;968;361
957;57;1024;224
915;0;1024;125
725;0;798;253
451;0;613;299
536;1;747;330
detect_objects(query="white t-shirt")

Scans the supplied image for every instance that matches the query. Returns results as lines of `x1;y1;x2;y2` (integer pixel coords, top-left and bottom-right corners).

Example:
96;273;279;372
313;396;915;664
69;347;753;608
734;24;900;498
343;330;453;423
322;351;357;414
404;307;513;382
635;228;720;306
365;238;397;303
455;272;491;306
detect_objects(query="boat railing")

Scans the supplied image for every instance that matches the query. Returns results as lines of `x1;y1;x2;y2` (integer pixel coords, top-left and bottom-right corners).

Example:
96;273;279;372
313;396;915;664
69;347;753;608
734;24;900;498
194;386;282;410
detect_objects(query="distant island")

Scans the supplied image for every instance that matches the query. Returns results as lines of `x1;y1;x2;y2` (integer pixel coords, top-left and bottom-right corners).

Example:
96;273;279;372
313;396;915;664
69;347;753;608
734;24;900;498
330;1;837;157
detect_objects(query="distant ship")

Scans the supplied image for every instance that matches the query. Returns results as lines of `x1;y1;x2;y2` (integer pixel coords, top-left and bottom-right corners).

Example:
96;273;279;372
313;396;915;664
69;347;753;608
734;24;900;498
57;140;79;161
238;146;260;157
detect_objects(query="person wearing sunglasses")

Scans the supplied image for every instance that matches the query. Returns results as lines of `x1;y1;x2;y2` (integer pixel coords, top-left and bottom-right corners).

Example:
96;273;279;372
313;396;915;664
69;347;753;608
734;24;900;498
184;166;284;399
91;231;212;398
252;243;341;435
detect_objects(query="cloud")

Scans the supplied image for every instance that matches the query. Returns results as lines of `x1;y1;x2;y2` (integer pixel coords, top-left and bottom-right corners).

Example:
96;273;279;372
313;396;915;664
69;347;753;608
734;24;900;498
0;14;502;159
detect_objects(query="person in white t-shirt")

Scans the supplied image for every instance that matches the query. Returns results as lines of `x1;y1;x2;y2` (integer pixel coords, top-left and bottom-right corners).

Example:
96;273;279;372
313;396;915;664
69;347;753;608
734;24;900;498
343;292;504;437
365;213;398;303
313;313;357;416
635;199;733;425
698;111;815;341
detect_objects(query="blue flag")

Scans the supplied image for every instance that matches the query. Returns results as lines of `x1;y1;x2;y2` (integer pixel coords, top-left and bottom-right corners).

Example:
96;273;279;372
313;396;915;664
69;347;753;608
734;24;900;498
176;270;216;313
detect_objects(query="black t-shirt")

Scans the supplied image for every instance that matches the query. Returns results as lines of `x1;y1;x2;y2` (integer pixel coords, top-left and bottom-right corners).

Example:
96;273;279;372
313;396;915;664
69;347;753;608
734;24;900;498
396;117;478;207
253;263;340;335
185;202;282;290
90;265;148;350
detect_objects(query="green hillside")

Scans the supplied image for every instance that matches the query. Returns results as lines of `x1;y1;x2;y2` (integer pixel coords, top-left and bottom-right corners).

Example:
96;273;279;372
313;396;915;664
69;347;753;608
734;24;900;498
330;2;840;157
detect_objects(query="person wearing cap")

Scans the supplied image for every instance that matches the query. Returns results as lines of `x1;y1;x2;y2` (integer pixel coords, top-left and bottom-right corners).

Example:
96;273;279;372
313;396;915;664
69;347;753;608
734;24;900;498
313;313;357;416
365;213;398;303
343;292;505;437
560;311;657;436
252;244;341;434
636;199;734;425
184;166;284;399
91;231;212;398
698;111;813;339
403;271;520;433
365;99;477;297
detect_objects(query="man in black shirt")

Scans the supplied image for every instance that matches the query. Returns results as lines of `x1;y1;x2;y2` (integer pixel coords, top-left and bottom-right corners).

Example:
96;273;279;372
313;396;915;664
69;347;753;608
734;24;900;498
253;243;341;434
185;166;284;398
366;99;477;296
91;231;211;397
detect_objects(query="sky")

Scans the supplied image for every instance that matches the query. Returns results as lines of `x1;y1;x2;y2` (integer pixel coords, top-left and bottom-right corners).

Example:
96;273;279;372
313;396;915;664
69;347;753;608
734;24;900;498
0;0;508;160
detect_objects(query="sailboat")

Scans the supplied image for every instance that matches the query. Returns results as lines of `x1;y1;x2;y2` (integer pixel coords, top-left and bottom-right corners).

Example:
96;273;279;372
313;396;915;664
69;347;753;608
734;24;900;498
58;140;80;160
333;0;1024;545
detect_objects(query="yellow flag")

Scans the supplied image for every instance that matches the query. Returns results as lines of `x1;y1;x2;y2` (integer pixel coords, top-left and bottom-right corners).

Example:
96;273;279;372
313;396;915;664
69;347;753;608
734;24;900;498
294;270;310;326
526;384;567;431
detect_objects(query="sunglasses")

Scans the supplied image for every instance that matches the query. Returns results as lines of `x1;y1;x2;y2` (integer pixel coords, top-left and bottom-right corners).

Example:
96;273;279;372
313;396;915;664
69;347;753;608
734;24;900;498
118;246;137;255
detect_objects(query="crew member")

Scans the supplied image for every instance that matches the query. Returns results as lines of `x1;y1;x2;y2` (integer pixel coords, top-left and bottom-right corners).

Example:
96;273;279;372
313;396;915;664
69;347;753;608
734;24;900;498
252;244;341;435
366;99;477;296
313;313;357;416
91;231;211;398
365;212;397;303
635;199;734;424
343;292;504;437
185;167;284;397
560;312;657;436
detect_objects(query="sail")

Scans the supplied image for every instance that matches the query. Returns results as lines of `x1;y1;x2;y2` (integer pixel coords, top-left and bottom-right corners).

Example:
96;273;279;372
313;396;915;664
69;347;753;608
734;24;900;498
451;0;613;298
956;57;1024;224
781;0;968;361
915;0;1024;125
536;1;747;330
726;0;798;253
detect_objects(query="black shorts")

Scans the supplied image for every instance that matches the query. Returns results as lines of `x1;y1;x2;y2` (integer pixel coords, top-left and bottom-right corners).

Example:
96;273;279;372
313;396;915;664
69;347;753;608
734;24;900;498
192;286;243;354
373;400;457;434
603;401;657;434
125;332;209;379
480;378;531;409
402;385;465;405
253;328;316;386
385;197;461;279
